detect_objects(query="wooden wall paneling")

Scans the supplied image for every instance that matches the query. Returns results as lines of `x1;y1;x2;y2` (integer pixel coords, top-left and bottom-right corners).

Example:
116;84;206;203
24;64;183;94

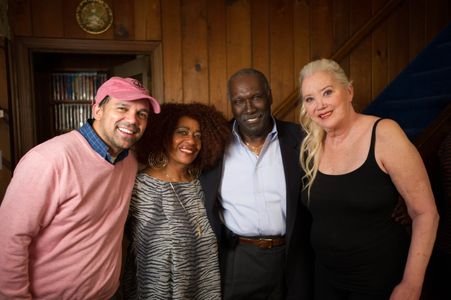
426;0;450;42
387;1;409;81
226;0;252;75
250;0;270;76
8;0;32;36
181;0;208;104
151;43;164;102
31;0;64;37
207;0;228;115
293;0;310;79
349;0;372;112
269;0;295;121
409;0;427;61
113;0;135;40
293;0;311;123
371;0;389;101
225;0;251;116
62;0;90;39
332;0;351;77
310;0;334;59
134;0;161;40
162;0;183;102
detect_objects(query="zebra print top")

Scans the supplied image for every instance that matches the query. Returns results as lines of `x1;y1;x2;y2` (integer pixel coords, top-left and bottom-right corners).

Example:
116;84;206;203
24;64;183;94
122;173;221;299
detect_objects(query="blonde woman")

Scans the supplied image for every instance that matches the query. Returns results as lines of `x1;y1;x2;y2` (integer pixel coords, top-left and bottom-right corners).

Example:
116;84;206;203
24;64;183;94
298;58;439;300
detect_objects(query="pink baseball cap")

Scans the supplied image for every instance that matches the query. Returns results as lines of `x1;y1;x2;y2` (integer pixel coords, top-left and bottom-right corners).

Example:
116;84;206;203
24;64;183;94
94;77;161;113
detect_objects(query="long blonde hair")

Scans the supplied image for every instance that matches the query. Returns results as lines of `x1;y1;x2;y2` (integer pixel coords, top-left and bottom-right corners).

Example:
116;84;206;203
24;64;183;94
298;58;352;197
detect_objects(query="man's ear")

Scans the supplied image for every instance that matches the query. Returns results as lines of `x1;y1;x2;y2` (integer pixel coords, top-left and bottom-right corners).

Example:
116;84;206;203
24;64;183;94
92;104;103;121
268;89;273;105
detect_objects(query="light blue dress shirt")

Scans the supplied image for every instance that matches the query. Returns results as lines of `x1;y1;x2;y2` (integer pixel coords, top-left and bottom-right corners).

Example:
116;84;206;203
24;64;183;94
219;118;287;237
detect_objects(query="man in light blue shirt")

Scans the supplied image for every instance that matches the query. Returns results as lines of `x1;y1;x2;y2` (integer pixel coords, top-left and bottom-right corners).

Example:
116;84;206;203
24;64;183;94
200;68;313;300
221;118;286;237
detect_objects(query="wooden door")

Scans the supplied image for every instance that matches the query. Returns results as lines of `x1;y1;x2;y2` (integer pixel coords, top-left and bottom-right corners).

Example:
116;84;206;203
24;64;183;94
0;38;11;200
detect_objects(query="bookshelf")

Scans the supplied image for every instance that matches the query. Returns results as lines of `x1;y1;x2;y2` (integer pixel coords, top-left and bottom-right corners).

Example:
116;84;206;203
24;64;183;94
32;52;143;144
51;72;107;133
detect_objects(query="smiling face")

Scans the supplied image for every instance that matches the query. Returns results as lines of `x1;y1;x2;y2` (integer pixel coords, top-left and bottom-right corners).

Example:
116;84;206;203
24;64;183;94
229;74;273;140
301;70;354;130
166;116;202;168
92;96;149;157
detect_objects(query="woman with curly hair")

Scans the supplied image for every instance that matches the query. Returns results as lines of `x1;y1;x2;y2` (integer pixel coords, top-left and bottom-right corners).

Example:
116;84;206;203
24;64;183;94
122;102;231;300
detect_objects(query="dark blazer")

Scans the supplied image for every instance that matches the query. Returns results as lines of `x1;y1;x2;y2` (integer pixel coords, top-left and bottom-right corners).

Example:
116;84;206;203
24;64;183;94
199;119;313;299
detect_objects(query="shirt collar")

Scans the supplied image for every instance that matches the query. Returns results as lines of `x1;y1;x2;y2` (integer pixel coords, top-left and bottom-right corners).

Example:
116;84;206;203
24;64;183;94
232;116;278;144
78;119;129;164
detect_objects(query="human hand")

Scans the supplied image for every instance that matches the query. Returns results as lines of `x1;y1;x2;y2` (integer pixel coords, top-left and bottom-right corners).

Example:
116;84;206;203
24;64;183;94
389;281;421;300
392;196;411;225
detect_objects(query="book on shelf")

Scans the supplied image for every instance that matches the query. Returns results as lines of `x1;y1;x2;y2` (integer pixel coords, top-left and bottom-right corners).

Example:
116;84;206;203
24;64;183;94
51;72;107;132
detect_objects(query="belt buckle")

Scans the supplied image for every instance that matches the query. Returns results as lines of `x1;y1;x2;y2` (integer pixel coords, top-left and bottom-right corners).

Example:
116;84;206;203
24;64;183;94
258;237;274;248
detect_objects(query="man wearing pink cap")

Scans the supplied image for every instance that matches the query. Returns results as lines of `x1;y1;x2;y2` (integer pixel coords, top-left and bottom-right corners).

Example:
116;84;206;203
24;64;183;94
0;77;160;299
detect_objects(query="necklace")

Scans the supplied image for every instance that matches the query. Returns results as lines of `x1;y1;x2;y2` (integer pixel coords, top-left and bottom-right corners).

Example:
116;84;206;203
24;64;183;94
244;141;264;157
166;175;203;237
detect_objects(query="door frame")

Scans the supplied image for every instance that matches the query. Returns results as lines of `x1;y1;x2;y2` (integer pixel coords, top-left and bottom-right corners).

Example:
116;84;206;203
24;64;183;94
9;37;163;164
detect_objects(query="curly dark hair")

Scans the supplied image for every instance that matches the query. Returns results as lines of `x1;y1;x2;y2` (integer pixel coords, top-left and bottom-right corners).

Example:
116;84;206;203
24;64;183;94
135;102;231;171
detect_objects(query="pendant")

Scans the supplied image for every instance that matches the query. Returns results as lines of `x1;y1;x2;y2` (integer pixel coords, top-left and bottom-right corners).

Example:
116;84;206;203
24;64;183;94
195;225;202;237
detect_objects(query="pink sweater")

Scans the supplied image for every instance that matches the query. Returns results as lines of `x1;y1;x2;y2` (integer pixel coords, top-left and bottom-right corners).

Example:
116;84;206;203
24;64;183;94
0;131;138;300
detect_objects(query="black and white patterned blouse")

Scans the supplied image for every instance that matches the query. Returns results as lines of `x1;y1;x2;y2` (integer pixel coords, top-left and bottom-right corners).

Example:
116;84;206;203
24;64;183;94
122;173;221;299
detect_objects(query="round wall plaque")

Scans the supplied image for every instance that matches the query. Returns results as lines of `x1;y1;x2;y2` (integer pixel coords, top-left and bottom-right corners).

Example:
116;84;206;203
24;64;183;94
76;0;113;35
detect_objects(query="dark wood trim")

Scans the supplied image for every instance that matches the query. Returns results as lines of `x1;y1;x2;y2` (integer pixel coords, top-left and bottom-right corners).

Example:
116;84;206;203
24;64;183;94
330;0;404;63
151;43;164;105
1;156;11;171
274;0;404;119
13;38;161;54
9;37;163;163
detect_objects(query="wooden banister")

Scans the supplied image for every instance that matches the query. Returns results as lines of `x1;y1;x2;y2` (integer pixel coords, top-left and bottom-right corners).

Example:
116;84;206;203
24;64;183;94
274;0;404;119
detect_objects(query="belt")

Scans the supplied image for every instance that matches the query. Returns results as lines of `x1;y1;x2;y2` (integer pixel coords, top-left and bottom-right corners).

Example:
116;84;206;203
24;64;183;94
237;236;285;249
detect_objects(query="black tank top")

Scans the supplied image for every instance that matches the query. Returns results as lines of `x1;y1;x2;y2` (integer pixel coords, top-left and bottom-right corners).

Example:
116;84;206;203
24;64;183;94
304;119;410;291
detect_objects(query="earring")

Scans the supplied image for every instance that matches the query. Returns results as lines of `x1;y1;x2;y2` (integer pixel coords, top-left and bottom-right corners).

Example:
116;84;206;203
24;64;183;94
148;152;168;169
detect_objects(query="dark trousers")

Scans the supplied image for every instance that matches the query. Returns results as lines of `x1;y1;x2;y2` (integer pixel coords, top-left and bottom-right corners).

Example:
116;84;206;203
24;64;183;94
221;242;286;300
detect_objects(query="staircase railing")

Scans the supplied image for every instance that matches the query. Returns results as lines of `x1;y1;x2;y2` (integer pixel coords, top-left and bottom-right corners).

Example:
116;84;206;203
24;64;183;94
415;102;451;152
273;0;404;119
